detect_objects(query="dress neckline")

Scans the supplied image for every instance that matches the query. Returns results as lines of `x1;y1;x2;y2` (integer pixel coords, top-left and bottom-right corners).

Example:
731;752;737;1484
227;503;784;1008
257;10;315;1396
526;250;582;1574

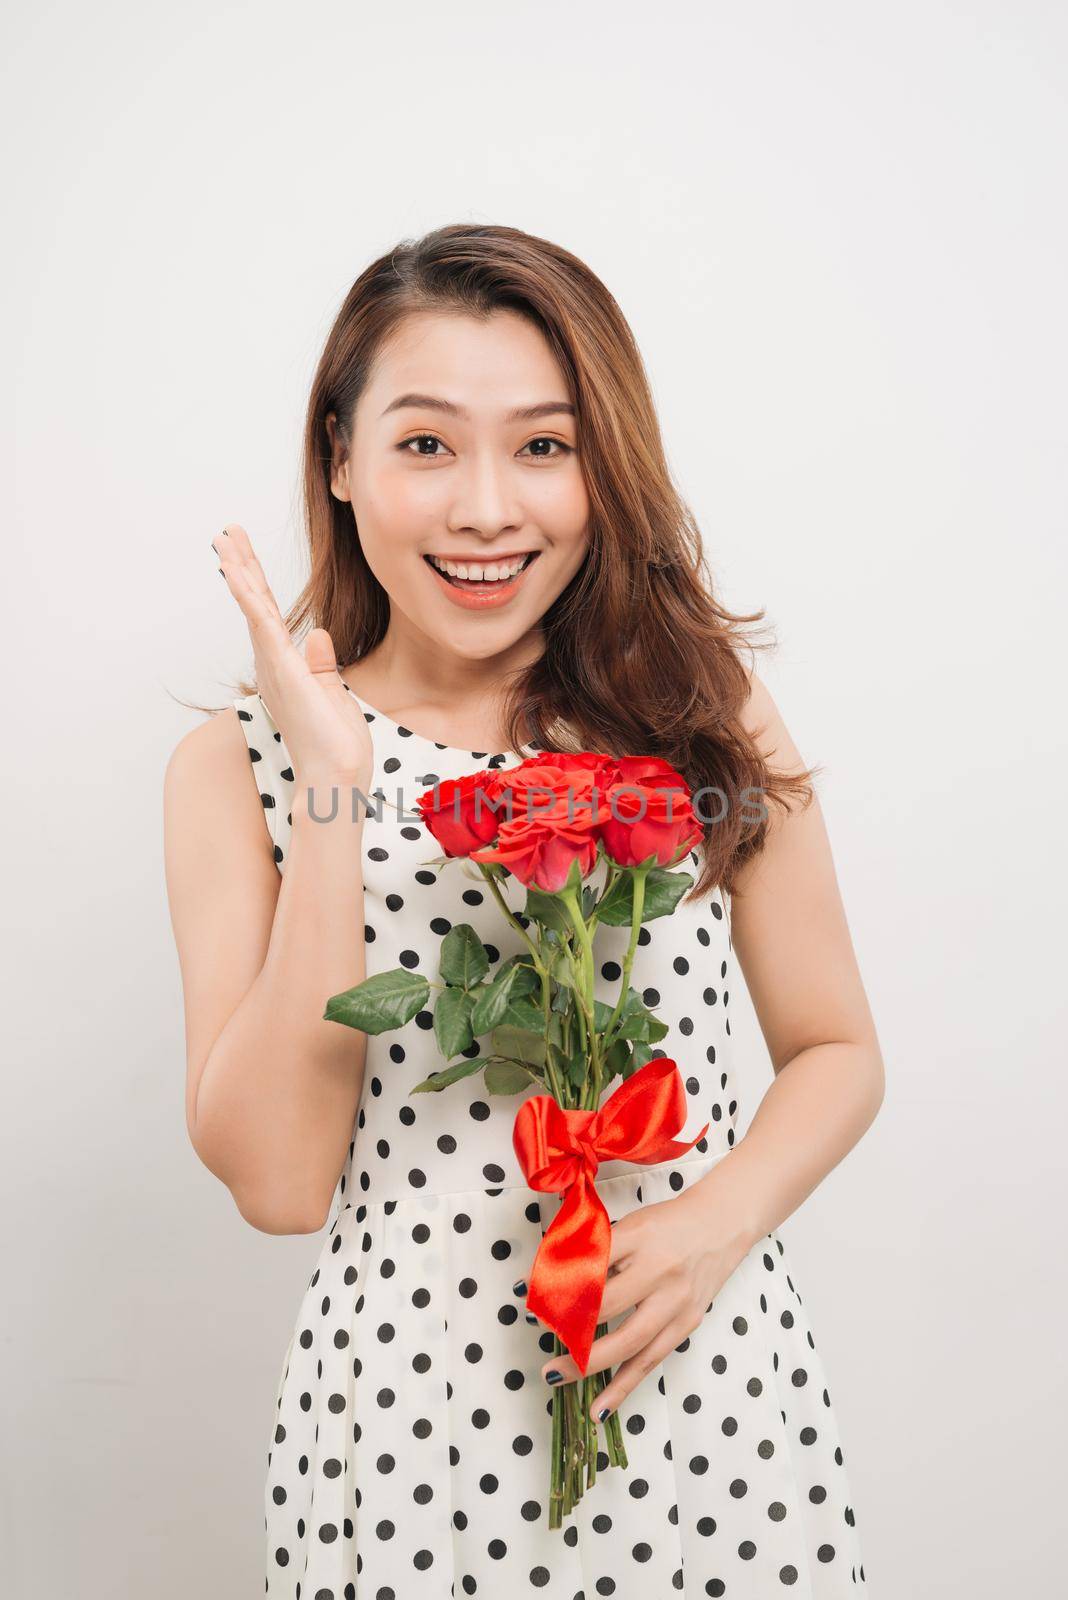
340;680;537;761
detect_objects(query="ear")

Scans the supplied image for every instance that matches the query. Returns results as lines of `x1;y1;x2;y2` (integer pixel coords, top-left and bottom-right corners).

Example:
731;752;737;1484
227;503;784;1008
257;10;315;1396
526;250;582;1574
325;411;351;503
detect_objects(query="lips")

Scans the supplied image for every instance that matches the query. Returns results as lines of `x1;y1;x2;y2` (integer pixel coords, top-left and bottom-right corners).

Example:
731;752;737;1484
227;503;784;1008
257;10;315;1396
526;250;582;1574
423;550;542;610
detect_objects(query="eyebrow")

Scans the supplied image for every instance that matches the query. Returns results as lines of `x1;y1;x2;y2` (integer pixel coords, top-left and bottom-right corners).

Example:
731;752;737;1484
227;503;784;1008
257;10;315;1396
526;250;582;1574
379;392;576;423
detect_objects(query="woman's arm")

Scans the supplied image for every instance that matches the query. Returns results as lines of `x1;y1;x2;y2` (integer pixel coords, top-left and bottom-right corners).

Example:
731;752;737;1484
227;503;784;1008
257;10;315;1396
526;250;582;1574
682;670;885;1244
164;706;369;1235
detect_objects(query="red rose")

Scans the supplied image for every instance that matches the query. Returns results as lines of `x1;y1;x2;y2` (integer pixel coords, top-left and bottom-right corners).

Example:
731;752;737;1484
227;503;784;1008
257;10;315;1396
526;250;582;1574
487;752;618;830
462;753;614;891
599;755;704;869
415;769;505;857
471;799;606;891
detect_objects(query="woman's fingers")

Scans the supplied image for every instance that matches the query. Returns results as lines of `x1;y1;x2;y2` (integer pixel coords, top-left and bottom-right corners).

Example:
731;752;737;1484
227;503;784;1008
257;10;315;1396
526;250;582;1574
304;626;343;682
596;1256;656;1323
212;523;295;657
214;523;283;617
304;626;361;723
223;523;281;608
538;1285;676;1385
586;1311;697;1422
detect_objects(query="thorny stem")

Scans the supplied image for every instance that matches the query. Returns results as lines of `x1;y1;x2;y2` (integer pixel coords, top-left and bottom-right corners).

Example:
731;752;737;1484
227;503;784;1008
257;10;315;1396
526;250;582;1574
478;864;545;971
549;1342;564;1529
559;886;600;1091
598;861;650;1059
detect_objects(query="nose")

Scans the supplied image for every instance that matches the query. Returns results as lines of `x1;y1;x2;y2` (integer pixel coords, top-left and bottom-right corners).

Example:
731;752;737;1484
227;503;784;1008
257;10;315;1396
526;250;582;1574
445;447;524;538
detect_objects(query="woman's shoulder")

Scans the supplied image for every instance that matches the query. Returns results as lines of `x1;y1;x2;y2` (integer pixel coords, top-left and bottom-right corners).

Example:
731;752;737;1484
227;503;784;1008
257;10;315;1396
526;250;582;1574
163;693;286;856
737;667;806;776
166;691;262;777
165;696;242;789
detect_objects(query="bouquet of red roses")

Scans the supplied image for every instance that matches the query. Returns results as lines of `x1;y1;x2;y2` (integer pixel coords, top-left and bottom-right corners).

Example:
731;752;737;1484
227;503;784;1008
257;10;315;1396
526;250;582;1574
325;749;708;1527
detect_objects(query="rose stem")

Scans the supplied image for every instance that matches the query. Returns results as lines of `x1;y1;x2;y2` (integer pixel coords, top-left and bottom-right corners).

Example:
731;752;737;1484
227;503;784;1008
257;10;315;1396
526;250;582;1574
549;1348;564;1529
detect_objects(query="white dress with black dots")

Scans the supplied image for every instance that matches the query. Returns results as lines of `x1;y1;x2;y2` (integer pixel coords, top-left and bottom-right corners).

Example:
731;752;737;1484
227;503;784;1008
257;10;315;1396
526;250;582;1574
233;685;869;1598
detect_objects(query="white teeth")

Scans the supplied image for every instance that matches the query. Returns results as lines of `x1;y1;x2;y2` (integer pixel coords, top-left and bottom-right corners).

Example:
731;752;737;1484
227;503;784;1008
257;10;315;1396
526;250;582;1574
429;553;532;582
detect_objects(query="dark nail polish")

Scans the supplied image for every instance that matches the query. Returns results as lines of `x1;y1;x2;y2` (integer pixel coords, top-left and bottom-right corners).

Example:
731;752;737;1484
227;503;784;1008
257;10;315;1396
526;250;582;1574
545;1370;564;1385
525;1312;539;1325
218;567;225;576
597;1406;610;1421
512;1279;527;1296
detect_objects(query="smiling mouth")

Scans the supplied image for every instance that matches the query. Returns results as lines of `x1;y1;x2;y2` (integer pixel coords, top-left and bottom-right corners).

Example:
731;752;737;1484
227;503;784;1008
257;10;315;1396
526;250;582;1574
422;551;541;588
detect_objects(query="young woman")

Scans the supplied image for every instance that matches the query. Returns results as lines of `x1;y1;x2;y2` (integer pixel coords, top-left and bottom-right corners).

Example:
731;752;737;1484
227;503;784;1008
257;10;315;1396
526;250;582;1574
164;223;882;1596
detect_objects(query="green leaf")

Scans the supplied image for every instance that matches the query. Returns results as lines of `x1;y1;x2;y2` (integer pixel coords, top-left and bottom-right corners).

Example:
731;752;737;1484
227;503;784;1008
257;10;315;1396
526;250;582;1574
603;1037;632;1083
561;1035;588;1091
410;1056;485;1093
608;986;670;1044
324;969;430;1034
434;985;476;1058
593;998;617;1033
522;886;572;933
550;975;573;1014
470;961;540;1035
595;865;695;926
623;1041;655;1079
618;1011;669;1044
497;992;557;1036
592;875;631;925
439;924;490;989
491;1024;547;1068
484;1059;537;1094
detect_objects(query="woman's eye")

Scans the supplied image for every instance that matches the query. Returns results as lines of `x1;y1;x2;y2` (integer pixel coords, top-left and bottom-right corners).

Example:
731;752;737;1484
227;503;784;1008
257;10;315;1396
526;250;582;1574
401;434;448;457
520;436;573;460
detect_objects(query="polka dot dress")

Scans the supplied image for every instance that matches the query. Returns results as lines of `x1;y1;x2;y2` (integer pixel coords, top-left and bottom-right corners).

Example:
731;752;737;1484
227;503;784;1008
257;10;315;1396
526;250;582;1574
233;685;869;1598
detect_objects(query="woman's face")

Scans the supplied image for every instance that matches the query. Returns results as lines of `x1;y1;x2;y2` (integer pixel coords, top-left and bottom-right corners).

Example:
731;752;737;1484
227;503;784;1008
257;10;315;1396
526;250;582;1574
329;308;591;663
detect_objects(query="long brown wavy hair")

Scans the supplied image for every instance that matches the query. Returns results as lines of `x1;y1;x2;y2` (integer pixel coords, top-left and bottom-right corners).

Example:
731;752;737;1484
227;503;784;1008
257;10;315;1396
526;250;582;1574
190;222;820;901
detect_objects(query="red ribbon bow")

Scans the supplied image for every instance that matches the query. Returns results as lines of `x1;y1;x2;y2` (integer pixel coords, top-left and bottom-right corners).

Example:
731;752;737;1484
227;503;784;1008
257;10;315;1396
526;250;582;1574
512;1058;709;1375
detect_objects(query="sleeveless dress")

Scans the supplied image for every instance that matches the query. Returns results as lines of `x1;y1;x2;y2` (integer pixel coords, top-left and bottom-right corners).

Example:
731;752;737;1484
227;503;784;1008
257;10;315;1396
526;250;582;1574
233;684;869;1599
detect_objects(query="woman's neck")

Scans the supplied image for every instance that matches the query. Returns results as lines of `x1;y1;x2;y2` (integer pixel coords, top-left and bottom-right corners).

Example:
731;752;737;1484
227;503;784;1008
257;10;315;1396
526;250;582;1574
340;648;540;753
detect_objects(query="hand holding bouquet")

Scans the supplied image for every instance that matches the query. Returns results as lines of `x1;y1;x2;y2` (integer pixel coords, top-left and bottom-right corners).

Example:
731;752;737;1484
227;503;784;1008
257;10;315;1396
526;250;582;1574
326;748;708;1527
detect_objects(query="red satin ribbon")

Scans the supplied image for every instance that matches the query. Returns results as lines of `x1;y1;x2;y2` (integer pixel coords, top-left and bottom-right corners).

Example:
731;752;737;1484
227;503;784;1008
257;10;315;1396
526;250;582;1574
512;1058;710;1376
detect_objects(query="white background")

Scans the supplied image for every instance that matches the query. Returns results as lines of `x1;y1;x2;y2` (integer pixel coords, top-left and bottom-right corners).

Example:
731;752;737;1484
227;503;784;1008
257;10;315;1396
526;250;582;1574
4;2;1066;1594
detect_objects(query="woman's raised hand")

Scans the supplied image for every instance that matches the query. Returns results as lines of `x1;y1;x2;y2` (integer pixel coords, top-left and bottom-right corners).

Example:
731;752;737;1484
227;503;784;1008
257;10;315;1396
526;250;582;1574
212;523;373;785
